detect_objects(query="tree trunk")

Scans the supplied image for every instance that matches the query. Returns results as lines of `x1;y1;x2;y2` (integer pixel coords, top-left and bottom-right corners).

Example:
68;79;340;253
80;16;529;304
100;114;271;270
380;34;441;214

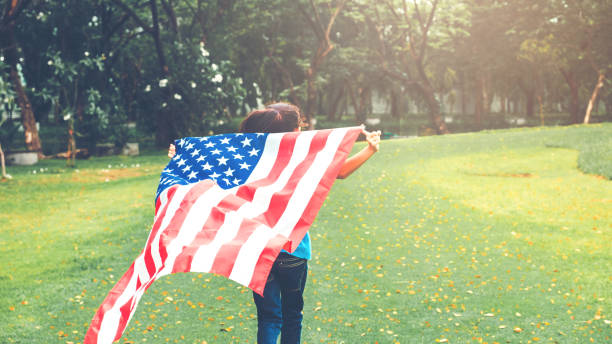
327;85;344;121
149;0;175;146
0;143;8;179
415;60;448;134
461;73;467;115
481;75;490;115
66;123;76;168
525;90;534;118
584;72;605;124
561;69;581;124
347;84;369;123
9;66;42;156
419;82;448;134
474;88;482;128
391;90;400;119
2;24;43;157
537;95;544;126
304;67;318;127
517;79;534;119
298;0;347;128
474;75;484;128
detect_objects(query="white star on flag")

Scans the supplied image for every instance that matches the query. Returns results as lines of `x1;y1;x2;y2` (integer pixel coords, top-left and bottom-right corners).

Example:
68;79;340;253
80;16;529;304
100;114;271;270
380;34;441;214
216;156;229;165
223;167;235;176
248;148;259;156
241;137;252;147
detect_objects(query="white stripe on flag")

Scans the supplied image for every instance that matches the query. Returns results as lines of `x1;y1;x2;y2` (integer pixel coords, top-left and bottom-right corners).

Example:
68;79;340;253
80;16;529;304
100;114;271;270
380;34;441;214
225;128;349;286
276;127;349;237
97;183;201;343
155;187;170;222
245;133;282;183
189;209;247;272
228;130;344;285
228;224;277;286
97;256;143;343
150;184;197;272
135;254;151;300
158;184;232;276
238;130;316;219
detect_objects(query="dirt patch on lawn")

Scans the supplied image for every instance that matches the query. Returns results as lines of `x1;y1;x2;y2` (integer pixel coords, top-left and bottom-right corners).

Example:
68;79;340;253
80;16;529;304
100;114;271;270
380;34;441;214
70;168;151;183
464;172;535;178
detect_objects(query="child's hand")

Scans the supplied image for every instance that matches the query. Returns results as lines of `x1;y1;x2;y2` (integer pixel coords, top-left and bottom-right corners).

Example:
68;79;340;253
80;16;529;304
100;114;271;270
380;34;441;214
168;144;176;159
362;127;381;152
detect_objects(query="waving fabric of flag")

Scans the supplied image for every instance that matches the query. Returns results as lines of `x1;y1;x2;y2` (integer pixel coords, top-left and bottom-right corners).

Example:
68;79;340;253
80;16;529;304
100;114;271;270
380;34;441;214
84;127;361;344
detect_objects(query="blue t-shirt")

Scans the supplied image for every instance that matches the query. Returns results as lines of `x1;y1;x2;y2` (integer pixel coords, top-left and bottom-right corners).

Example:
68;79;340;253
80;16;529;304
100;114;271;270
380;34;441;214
282;232;311;260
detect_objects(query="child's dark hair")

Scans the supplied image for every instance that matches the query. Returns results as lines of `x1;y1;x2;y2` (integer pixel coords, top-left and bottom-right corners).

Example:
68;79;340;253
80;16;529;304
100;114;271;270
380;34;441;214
239;102;303;133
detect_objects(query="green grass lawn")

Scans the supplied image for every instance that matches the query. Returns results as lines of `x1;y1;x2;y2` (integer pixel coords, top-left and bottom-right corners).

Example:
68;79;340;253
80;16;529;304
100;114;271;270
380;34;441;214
1;124;610;343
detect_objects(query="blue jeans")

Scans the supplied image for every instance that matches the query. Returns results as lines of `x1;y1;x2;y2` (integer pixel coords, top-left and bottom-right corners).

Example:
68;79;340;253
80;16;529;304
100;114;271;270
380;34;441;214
253;252;308;344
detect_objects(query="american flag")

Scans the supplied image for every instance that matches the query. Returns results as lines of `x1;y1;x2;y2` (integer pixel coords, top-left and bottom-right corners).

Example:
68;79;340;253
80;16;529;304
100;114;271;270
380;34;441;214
84;127;361;343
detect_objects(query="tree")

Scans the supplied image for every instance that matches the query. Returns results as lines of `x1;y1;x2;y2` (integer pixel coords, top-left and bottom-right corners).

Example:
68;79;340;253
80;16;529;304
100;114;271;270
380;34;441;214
110;0;245;145
531;0;612;124
362;0;469;134
297;0;349;127
0;0;43;157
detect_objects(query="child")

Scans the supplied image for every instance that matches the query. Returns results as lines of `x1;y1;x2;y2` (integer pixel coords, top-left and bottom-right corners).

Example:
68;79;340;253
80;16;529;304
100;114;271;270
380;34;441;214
168;103;380;343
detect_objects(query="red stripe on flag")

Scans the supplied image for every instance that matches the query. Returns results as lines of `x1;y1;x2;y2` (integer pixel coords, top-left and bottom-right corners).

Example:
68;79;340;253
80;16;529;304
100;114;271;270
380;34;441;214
171;203;228;272
144;186;178;277
254;130;331;228
84;258;138;343
157;181;215;266
235;132;298;201
208;130;332;276
208;218;260;276
173;133;299;273
286;128;361;251
171;189;256;273
113;269;159;342
248;233;290;295
108;181;215;342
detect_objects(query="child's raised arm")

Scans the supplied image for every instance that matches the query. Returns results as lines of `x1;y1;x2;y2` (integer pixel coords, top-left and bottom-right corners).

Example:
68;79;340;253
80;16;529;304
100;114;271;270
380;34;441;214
337;127;381;179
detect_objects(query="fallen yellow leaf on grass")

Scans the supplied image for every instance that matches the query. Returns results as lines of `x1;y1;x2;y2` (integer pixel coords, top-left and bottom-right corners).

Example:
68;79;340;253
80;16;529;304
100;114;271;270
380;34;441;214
513;327;522;333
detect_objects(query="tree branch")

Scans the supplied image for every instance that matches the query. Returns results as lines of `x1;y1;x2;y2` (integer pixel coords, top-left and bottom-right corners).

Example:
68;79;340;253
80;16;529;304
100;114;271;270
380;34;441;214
420;0;438;59
110;0;153;33
1;0;32;29
297;1;324;42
